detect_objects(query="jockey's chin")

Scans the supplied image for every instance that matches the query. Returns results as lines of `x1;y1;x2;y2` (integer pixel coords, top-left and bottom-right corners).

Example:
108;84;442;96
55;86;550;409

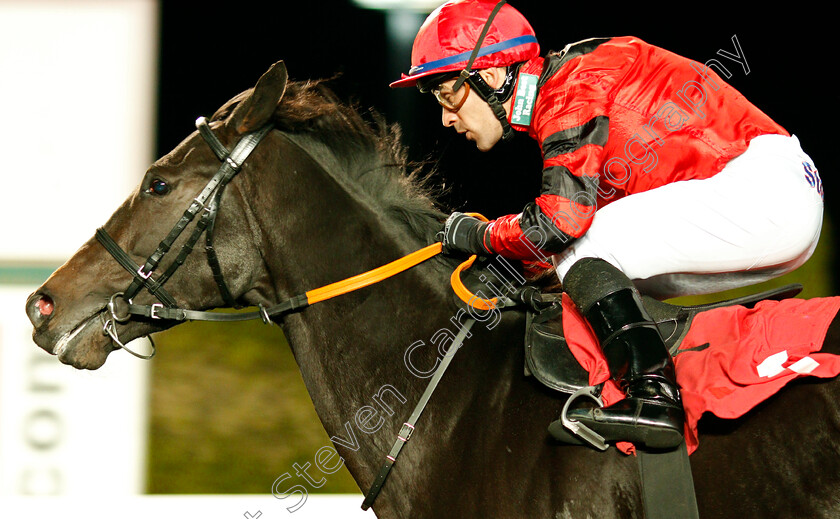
469;128;503;152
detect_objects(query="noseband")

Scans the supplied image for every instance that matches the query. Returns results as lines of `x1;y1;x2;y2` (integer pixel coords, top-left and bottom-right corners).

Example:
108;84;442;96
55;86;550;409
95;117;273;358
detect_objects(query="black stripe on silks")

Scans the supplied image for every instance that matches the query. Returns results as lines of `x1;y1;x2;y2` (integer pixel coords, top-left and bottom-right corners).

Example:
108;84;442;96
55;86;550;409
540;165;599;200
539;37;612;86
542;116;610;159
518;201;577;254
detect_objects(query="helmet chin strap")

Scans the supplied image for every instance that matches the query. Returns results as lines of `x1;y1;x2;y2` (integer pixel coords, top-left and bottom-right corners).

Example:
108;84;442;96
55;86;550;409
466;63;522;142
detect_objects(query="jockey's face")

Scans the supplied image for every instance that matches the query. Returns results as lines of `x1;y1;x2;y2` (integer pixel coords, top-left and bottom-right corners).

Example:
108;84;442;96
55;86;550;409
438;68;509;152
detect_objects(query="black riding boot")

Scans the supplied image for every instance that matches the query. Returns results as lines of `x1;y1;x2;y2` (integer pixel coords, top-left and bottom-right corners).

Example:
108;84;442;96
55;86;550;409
561;258;685;450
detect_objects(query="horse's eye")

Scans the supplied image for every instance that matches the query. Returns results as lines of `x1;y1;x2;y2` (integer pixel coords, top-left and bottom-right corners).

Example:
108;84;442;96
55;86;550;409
148;179;170;196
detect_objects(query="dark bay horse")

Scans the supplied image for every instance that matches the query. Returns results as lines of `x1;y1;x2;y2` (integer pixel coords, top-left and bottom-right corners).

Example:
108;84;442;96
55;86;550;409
25;61;840;518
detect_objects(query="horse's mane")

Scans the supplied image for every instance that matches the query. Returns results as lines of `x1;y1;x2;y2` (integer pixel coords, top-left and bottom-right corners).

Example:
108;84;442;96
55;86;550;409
212;79;447;244
212;78;558;288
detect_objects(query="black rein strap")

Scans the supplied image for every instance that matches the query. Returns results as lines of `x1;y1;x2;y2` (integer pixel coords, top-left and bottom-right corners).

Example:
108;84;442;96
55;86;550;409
113;293;310;324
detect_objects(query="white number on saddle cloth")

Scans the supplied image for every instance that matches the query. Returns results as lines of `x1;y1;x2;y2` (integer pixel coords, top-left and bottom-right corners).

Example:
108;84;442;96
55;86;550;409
757;349;820;378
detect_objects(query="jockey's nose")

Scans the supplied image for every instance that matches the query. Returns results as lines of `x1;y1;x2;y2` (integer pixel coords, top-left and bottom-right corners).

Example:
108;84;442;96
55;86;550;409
442;107;458;128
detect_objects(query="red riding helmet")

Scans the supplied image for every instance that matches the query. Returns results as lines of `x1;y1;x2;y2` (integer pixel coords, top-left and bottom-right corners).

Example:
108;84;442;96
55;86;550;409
389;0;540;89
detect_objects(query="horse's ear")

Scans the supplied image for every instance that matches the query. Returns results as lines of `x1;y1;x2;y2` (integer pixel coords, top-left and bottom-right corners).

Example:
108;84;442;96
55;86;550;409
229;60;288;134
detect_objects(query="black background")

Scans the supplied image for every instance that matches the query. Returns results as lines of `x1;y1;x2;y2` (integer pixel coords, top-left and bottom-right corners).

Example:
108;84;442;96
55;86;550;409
156;2;838;291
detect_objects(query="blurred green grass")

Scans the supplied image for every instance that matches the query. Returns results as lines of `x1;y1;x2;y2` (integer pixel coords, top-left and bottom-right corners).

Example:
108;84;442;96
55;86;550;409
147;318;359;494
146;215;833;494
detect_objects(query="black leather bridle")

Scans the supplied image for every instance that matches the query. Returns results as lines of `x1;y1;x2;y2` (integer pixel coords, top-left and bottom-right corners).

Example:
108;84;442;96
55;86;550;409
95;117;274;357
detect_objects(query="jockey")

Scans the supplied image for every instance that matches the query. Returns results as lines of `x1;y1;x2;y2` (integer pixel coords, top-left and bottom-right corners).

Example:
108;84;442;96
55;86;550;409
390;0;824;450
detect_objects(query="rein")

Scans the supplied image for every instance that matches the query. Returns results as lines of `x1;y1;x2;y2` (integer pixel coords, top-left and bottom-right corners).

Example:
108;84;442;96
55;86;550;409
106;240;493;323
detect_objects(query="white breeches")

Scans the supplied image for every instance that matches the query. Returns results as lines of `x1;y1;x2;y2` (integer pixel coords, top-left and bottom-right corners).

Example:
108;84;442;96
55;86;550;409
553;134;824;299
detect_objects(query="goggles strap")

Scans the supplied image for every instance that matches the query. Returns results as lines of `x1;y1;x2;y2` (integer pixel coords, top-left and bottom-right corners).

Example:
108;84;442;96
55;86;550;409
453;0;507;92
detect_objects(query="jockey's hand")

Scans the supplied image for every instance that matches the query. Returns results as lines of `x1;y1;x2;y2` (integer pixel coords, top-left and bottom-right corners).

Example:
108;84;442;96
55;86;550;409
438;212;494;256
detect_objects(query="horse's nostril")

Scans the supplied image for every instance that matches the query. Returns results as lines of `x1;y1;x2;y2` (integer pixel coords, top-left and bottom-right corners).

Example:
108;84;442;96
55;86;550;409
26;292;55;327
36;295;55;316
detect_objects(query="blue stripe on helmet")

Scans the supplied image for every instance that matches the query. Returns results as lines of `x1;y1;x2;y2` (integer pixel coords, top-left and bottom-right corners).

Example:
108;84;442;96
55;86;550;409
408;34;538;76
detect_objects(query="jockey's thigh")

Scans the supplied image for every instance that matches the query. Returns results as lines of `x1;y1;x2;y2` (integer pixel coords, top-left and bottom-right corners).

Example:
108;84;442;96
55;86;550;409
553;134;824;299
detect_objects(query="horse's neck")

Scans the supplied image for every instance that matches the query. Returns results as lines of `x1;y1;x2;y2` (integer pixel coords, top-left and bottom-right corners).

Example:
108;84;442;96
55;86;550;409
246;131;458;456
247;146;534;513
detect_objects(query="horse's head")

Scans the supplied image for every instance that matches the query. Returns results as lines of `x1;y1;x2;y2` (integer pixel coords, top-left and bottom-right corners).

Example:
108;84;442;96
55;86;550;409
25;61;290;369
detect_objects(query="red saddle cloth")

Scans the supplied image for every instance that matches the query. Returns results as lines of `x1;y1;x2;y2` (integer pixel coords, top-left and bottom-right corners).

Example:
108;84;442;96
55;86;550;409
560;294;840;455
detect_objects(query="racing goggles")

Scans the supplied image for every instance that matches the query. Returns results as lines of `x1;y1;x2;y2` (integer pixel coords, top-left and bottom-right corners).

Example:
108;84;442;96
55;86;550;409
431;82;471;112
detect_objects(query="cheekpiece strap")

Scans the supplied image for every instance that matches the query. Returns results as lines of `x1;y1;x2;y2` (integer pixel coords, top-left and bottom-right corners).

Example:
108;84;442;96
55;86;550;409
195;117;230;161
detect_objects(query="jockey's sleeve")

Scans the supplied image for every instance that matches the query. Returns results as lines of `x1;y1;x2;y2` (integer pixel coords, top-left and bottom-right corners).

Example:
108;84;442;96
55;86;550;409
486;87;608;261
